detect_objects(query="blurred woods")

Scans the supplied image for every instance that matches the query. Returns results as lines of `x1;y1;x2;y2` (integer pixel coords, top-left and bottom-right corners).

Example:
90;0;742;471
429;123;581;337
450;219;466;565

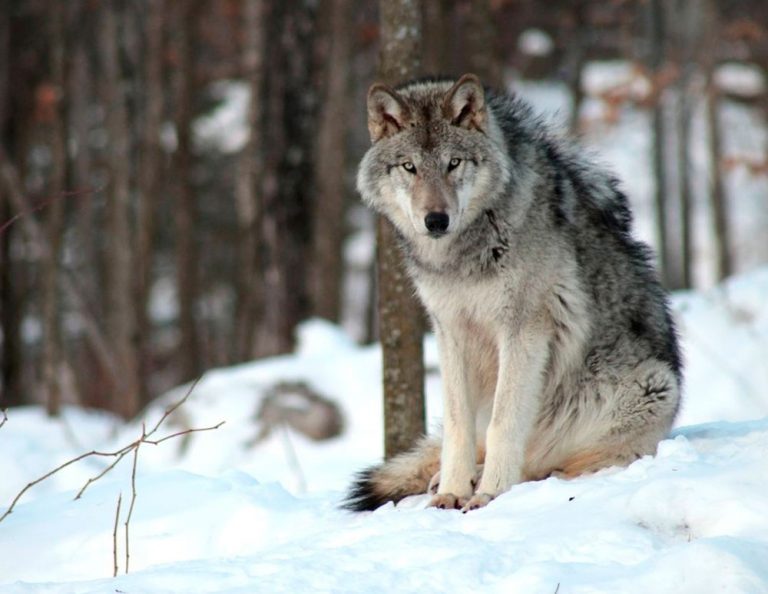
1;0;768;418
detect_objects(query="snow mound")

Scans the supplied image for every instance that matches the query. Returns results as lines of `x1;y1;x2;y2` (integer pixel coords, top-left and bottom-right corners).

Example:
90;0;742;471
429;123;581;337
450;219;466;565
1;268;768;592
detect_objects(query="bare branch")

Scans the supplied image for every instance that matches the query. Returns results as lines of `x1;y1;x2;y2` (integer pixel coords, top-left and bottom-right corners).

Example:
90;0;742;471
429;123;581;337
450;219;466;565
0;409;7;430
74;448;133;500
0;375;220;525
1;447;133;522
146;376;202;438
143;421;226;446
124;446;139;574
113;493;122;577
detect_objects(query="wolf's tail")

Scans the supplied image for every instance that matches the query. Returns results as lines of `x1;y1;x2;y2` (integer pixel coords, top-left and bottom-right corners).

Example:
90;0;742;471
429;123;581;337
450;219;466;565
342;435;442;511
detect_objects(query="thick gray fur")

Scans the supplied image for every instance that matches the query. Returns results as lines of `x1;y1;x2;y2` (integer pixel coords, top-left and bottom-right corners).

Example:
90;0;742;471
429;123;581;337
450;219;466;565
345;74;681;512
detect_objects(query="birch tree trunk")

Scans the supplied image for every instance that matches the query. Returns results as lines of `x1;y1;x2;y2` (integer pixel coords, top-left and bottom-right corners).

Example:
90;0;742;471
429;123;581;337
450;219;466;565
377;0;426;459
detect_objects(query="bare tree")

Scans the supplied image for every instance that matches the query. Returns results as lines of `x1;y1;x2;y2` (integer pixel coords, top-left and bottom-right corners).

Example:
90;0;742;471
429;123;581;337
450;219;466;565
465;0;503;88
377;0;426;459
233;0;266;361
42;1;68;415
0;3;23;408
135;0;166;405
311;0;352;322
703;0;733;281
422;0;451;75
171;0;203;382
99;1;140;418
645;0;672;287
255;0;319;357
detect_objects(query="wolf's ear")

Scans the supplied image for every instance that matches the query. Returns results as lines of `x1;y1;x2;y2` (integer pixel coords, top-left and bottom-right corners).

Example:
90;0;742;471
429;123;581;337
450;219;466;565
367;83;411;142
442;73;487;132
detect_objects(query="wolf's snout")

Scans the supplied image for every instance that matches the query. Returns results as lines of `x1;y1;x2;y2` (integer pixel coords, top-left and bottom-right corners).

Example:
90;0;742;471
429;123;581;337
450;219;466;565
425;212;450;236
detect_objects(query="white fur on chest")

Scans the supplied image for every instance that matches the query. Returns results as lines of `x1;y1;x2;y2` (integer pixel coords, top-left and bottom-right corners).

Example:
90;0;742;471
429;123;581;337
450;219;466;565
415;271;507;333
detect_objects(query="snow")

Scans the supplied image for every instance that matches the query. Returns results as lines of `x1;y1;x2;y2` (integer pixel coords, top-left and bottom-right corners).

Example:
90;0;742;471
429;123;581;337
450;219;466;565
715;63;766;98
2;266;768;593
518;28;554;57
3;63;768;592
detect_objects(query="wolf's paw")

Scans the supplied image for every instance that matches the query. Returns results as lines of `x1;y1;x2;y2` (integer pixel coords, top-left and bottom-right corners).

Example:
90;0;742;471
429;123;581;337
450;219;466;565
427;493;469;510
428;465;484;495
461;493;494;512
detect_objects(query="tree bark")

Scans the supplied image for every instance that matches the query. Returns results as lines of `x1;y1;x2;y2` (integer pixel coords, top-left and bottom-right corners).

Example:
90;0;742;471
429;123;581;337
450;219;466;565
422;0;451;76
0;5;23;408
311;0;352;323
645;0;671;286
42;1;67;416
99;1;140;418
171;0;203;382
377;0;426;459
703;0;732;281
135;0;165;405
233;0;266;362
465;0;502;88
255;0;318;357
0;146;126;399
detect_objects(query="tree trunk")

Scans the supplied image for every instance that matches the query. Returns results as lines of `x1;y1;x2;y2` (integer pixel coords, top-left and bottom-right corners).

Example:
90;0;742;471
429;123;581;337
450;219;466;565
0;0;23;408
676;68;694;289
703;0;732;281
255;0;318;357
42;1;67;416
233;0;266;362
465;0;502;88
646;0;671;286
135;0;165;405
311;0;352;323
99;1;140;418
422;0;451;76
0;147;126;401
171;0;203;382
564;1;586;134
377;0;426;459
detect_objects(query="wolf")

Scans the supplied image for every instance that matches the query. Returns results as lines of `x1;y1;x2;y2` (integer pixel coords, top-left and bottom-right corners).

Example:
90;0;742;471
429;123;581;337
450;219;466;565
345;74;682;512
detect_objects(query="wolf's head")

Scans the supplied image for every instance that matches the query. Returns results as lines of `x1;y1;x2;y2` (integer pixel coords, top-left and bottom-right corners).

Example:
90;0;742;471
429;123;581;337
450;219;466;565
357;74;510;241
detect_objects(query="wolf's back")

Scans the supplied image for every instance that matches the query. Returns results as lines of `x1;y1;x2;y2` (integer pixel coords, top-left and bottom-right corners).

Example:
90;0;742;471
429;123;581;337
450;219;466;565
342;436;441;511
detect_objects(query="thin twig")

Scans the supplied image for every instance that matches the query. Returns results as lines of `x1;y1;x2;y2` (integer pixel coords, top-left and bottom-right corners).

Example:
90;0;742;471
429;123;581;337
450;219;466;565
146;377;202;438
143;421;226;446
113;493;122;577
0;409;7;430
75;449;133;500
1;447;132;522
0;375;222;524
124;445;139;574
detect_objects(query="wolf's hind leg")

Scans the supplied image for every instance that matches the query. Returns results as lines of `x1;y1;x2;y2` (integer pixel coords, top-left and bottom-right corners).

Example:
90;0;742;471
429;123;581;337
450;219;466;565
551;361;680;479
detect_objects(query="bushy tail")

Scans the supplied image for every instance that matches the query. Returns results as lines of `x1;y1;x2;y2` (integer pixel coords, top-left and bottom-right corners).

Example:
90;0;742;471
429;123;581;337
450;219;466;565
342;436;441;511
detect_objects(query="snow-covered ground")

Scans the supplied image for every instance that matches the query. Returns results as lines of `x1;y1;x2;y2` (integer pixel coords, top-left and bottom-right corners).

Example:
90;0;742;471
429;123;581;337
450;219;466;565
2;266;768;593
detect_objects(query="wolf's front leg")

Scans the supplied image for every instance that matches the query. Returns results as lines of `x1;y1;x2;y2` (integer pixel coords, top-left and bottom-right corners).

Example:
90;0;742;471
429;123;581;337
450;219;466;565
429;324;477;509
464;329;549;511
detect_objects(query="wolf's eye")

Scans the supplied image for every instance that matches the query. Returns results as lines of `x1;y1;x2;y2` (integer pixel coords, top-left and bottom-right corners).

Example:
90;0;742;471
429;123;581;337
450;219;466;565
447;157;462;172
402;161;416;174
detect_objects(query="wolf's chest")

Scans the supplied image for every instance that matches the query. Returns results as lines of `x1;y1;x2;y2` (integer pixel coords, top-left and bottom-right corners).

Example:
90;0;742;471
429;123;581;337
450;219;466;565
414;273;506;329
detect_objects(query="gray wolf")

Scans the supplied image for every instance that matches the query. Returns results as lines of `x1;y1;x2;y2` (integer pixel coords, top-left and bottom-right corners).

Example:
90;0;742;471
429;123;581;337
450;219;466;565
345;74;682;512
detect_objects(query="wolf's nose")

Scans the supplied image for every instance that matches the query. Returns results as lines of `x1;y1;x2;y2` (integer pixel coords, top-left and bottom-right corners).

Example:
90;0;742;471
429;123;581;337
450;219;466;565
425;212;449;235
